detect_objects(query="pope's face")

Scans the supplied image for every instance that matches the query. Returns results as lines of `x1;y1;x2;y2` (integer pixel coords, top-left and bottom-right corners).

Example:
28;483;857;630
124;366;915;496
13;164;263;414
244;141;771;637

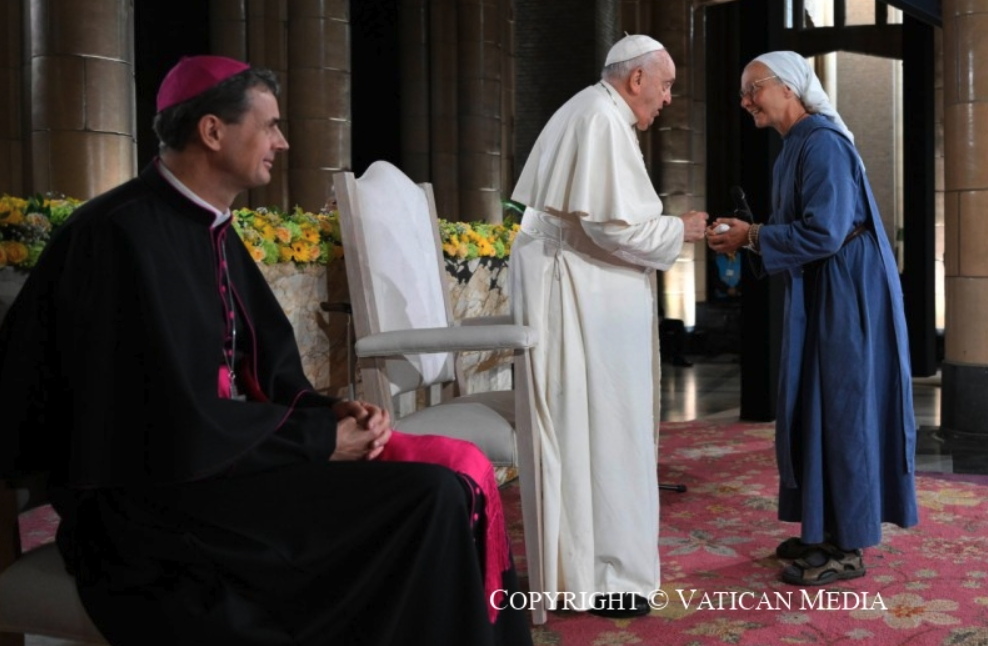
633;52;676;131
218;87;289;191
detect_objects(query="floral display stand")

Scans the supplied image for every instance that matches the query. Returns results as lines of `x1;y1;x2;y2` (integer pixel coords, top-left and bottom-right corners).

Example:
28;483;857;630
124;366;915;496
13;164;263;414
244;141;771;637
257;262;335;394
444;256;513;394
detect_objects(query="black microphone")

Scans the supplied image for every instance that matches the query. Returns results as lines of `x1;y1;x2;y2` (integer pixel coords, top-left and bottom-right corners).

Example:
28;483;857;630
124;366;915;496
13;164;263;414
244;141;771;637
730;185;754;223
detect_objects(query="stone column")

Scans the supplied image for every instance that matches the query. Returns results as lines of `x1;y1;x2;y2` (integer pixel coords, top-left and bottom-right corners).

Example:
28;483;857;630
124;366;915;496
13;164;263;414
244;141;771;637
649;1;705;327
941;0;988;443
430;0;459;219
399;0;430;183
210;0;290;209
499;0;515;204
248;0;289;209
512;0;617;185
457;0;502;222
286;0;350;213
210;0;249;61
210;0;250;210
28;0;136;199
0;1;24;195
620;0;650;166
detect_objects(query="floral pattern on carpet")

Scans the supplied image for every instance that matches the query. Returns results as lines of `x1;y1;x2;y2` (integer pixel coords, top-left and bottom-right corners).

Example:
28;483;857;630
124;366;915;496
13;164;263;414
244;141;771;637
500;419;988;646
15;419;988;645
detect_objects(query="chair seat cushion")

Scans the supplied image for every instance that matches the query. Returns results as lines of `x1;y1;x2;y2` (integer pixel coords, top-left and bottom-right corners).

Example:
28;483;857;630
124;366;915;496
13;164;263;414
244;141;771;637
393;391;517;466
0;542;107;643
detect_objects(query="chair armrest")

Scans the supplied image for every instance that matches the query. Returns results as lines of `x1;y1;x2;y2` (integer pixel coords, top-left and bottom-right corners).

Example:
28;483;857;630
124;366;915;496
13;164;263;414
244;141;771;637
355;325;537;357
460;314;513;326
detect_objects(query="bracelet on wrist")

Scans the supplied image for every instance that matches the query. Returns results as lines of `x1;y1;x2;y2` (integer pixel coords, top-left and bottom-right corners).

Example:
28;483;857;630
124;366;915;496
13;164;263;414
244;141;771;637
746;224;762;254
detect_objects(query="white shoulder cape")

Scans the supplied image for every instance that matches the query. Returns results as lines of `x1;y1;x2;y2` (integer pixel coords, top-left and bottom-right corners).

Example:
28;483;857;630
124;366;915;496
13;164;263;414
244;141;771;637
512;82;684;270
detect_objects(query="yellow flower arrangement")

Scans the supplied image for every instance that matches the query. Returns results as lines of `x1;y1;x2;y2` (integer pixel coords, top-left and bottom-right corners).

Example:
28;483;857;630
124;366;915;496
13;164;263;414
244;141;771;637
439;219;520;260
0;194;80;270
1;195;520;271
232;206;342;266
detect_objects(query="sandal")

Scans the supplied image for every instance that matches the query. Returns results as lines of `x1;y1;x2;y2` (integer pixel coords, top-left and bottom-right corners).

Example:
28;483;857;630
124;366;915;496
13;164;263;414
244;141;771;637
775;537;820;560
781;545;866;586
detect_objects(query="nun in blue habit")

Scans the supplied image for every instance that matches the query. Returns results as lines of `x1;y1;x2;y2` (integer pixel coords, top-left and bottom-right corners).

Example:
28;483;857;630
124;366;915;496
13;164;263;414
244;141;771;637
706;51;918;586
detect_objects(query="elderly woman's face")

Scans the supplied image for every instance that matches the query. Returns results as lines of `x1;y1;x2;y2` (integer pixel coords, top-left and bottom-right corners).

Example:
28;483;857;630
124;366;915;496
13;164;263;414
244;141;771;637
739;63;784;130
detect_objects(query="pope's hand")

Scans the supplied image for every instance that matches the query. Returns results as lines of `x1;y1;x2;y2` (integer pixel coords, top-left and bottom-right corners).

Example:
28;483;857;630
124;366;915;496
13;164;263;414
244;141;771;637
680;210;709;243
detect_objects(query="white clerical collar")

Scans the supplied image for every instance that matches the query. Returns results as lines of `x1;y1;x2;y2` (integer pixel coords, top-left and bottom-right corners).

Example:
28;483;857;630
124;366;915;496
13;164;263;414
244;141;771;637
597;79;637;128
156;159;231;228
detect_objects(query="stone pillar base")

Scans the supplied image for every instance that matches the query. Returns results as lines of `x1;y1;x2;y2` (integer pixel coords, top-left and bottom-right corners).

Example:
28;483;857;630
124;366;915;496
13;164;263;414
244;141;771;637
940;362;988;472
941;362;988;439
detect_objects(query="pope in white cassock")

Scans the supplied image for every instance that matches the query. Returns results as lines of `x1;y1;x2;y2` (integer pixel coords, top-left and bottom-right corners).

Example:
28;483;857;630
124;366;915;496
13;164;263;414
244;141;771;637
510;35;708;617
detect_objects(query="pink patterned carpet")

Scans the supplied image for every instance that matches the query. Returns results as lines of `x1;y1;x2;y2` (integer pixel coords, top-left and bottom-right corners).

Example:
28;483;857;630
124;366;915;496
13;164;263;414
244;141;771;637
502;419;988;646
18;419;988;645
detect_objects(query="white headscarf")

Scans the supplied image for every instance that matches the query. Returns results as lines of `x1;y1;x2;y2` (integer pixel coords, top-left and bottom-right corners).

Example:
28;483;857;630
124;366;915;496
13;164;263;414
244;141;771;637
753;51;855;143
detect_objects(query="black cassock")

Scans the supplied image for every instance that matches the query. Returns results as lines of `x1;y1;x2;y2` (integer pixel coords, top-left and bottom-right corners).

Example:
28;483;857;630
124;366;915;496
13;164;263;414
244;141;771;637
0;163;533;646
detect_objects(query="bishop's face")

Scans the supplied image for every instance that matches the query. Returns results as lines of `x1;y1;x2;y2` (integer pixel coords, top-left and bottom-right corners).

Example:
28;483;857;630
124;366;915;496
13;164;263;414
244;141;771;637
217;87;289;191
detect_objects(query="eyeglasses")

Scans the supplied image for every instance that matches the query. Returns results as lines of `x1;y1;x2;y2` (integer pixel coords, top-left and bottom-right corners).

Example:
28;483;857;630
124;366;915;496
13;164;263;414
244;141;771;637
739;75;779;100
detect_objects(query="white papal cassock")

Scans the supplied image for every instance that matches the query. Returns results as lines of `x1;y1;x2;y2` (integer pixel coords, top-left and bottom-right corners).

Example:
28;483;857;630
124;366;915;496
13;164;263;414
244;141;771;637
510;79;686;602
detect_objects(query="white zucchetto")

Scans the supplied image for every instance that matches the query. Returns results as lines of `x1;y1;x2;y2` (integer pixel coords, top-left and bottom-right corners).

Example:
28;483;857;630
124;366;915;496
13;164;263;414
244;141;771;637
605;34;665;67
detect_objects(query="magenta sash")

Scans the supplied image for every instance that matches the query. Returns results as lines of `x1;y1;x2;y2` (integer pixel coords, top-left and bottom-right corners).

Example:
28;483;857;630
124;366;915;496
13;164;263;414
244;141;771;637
377;431;508;622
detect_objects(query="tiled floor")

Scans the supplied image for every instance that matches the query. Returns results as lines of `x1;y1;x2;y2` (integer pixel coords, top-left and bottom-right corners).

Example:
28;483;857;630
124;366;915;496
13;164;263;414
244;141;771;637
661;352;988;476
659;354;748;423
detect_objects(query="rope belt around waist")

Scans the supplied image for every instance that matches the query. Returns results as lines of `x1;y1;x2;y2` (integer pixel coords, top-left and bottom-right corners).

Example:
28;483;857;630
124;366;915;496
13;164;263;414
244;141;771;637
803;223;869;273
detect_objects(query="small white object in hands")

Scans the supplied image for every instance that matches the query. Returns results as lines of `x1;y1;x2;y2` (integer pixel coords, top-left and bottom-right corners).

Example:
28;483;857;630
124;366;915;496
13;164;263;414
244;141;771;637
713;223;730;234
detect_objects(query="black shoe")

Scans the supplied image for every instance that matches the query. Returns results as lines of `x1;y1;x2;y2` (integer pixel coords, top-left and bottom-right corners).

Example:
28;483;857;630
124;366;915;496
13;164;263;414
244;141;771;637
588;593;651;618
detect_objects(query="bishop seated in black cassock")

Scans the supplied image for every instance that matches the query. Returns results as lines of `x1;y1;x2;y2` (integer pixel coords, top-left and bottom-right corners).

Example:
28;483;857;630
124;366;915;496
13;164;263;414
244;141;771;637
0;55;534;646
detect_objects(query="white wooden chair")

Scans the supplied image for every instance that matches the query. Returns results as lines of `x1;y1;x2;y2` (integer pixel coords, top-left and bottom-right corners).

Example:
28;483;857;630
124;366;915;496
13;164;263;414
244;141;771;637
329;161;546;624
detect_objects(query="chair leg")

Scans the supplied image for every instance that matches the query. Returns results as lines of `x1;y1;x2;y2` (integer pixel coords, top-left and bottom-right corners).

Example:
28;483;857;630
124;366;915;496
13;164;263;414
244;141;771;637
513;354;547;625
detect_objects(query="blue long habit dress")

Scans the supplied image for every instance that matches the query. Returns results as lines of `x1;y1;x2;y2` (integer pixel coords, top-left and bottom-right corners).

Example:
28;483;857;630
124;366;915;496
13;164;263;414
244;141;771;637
752;115;918;551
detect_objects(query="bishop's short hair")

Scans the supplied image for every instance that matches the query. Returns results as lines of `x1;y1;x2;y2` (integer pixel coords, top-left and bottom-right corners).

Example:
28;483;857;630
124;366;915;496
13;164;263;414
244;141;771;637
152;67;280;153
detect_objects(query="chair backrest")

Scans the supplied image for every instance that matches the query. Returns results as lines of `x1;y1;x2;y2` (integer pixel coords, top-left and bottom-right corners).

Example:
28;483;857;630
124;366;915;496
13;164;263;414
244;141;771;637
334;161;457;409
